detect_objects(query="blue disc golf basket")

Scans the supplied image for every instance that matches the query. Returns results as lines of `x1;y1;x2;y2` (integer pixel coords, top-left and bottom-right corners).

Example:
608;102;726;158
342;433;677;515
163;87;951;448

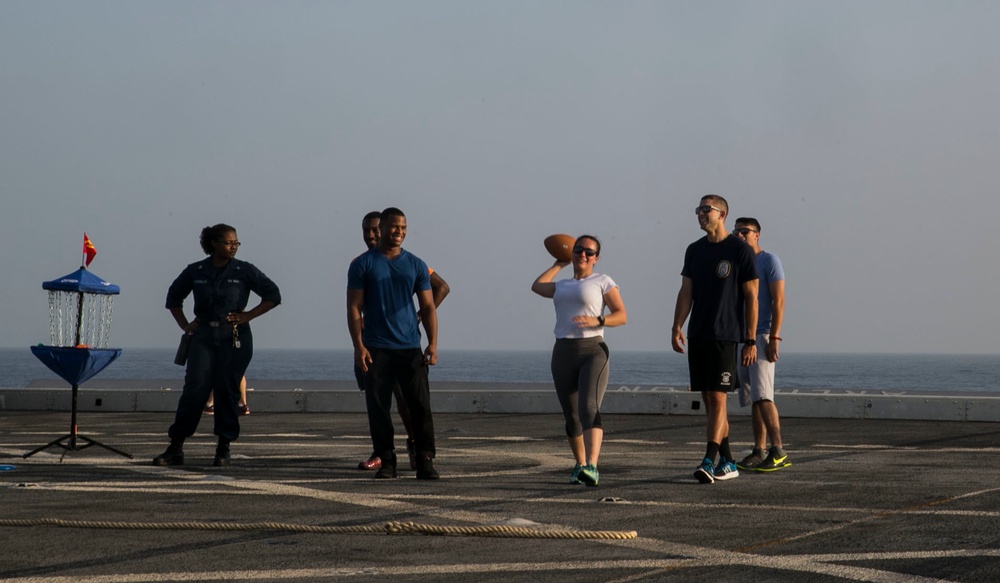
24;267;132;459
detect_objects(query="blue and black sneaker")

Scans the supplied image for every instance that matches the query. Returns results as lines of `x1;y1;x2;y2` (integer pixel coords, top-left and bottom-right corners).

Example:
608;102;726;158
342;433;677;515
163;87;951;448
714;457;739;481
694;457;715;484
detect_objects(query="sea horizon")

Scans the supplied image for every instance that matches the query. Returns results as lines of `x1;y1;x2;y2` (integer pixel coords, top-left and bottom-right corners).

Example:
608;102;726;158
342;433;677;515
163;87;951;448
2;347;998;394
5;346;998;356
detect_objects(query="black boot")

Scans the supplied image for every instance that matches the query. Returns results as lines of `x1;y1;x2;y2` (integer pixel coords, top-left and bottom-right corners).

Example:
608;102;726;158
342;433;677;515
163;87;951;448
415;454;440;480
152;440;184;466
213;439;231;467
374;452;397;479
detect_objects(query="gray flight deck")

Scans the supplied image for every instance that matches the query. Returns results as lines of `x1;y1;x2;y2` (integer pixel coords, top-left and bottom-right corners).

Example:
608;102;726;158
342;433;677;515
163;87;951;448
3;380;1000;422
1;402;999;582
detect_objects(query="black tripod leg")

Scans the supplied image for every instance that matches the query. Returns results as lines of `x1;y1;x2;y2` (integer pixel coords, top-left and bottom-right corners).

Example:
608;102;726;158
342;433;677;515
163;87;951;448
22;435;72;458
76;435;134;459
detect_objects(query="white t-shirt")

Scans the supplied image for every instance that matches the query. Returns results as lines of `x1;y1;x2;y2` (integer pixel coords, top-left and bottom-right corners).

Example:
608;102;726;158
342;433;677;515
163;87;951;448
552;273;617;339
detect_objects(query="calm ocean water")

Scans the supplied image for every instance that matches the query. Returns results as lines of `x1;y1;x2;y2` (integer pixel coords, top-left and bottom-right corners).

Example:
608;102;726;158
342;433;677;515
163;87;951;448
1;348;997;394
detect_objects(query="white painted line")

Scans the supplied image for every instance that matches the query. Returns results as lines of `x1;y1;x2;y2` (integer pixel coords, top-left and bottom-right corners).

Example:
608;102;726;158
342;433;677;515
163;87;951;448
6;436;999;583
0;553;975;583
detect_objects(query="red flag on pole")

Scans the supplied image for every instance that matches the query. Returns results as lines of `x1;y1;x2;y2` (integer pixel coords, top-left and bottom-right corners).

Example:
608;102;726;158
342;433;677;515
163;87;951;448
83;233;97;267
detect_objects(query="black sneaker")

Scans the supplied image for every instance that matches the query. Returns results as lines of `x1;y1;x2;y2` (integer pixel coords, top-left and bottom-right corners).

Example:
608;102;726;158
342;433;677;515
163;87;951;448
415;456;440;480
213;447;231;467
755;446;790;472
737;448;766;471
375;464;397;479
152;443;184;466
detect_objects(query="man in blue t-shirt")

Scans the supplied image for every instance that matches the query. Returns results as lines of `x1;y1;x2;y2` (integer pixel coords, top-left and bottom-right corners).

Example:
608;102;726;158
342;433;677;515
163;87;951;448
734;217;789;472
347;207;440;480
354;210;450;472
672;194;758;484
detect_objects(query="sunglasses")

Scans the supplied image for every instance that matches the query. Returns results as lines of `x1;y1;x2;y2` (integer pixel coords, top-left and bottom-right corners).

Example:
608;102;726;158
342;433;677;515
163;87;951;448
695;205;724;215
572;245;598;257
734;228;758;236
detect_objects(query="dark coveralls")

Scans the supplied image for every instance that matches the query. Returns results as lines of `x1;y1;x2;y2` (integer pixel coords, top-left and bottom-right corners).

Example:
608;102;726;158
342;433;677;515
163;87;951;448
165;257;280;443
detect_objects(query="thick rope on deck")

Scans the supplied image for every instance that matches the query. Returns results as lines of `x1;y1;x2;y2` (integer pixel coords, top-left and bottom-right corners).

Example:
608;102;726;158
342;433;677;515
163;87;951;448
383;521;637;539
0;518;637;540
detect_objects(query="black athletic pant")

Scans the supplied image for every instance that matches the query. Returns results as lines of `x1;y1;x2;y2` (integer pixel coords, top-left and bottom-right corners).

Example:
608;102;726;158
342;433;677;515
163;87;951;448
364;347;435;466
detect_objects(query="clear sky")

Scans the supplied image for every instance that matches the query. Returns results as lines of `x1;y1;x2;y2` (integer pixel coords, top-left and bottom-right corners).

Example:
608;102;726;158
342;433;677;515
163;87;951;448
2;2;998;355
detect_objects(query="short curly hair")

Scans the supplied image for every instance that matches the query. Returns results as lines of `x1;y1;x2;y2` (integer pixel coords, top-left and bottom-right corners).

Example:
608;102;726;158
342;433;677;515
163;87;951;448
199;223;236;255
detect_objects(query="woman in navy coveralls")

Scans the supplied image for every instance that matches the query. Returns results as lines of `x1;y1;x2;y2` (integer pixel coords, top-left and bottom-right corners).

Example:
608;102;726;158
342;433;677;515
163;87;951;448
153;223;280;467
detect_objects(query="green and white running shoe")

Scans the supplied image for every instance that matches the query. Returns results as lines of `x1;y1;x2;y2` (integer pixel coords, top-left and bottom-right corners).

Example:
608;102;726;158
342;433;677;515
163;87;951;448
578;463;599;487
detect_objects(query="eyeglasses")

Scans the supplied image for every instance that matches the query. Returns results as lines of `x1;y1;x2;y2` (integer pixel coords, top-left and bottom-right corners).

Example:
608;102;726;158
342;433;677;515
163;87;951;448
572;246;598;257
218;241;241;247
734;227;758;236
695;205;724;215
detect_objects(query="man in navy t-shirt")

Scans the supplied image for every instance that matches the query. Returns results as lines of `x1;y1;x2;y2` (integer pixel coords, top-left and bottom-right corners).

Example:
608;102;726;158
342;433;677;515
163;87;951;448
672;194;758;484
347;207;440;480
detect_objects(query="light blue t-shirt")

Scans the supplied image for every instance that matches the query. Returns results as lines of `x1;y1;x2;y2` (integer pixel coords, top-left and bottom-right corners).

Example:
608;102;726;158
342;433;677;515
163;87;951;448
347;248;431;350
755;251;785;335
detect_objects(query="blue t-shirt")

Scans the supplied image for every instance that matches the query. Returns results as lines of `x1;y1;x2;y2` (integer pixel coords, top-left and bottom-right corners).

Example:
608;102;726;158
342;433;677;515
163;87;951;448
347;248;431;350
680;235;758;342
755;251;785;335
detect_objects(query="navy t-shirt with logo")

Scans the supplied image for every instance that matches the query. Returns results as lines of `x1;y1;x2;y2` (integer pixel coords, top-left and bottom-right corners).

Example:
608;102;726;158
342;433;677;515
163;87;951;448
681;235;758;342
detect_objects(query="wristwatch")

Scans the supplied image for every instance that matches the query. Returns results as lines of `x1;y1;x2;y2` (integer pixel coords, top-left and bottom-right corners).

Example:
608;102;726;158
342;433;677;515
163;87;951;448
597;315;606;326
743;339;756;346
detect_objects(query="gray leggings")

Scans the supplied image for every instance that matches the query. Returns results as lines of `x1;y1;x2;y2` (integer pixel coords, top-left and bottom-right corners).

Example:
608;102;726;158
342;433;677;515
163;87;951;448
551;337;610;437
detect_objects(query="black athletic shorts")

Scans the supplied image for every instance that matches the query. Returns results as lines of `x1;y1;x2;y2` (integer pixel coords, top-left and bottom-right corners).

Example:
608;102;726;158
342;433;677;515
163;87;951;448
687;339;739;393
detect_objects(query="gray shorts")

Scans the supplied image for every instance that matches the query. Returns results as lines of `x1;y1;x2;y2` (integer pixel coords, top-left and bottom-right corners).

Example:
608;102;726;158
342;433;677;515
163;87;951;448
737;333;776;407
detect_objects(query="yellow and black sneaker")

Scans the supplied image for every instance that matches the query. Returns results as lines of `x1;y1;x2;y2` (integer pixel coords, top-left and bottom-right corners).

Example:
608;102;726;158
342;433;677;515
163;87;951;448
737;447;766;471
755;446;790;472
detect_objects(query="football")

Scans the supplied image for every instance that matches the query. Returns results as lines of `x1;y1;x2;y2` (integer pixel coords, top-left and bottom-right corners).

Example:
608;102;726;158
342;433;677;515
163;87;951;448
543;234;575;262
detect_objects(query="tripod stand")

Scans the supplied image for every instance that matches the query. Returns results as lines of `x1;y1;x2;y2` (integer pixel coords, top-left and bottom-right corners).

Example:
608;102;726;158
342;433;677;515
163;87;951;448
22;380;132;460
25;345;131;460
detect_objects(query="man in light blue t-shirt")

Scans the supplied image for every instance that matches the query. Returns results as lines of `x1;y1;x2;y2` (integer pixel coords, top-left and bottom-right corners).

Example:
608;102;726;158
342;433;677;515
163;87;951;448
347;207;440;480
734;217;789;472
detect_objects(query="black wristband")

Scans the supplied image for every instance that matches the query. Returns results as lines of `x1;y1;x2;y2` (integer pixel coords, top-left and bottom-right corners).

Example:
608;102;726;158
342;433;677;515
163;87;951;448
597;315;606;326
744;339;756;346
